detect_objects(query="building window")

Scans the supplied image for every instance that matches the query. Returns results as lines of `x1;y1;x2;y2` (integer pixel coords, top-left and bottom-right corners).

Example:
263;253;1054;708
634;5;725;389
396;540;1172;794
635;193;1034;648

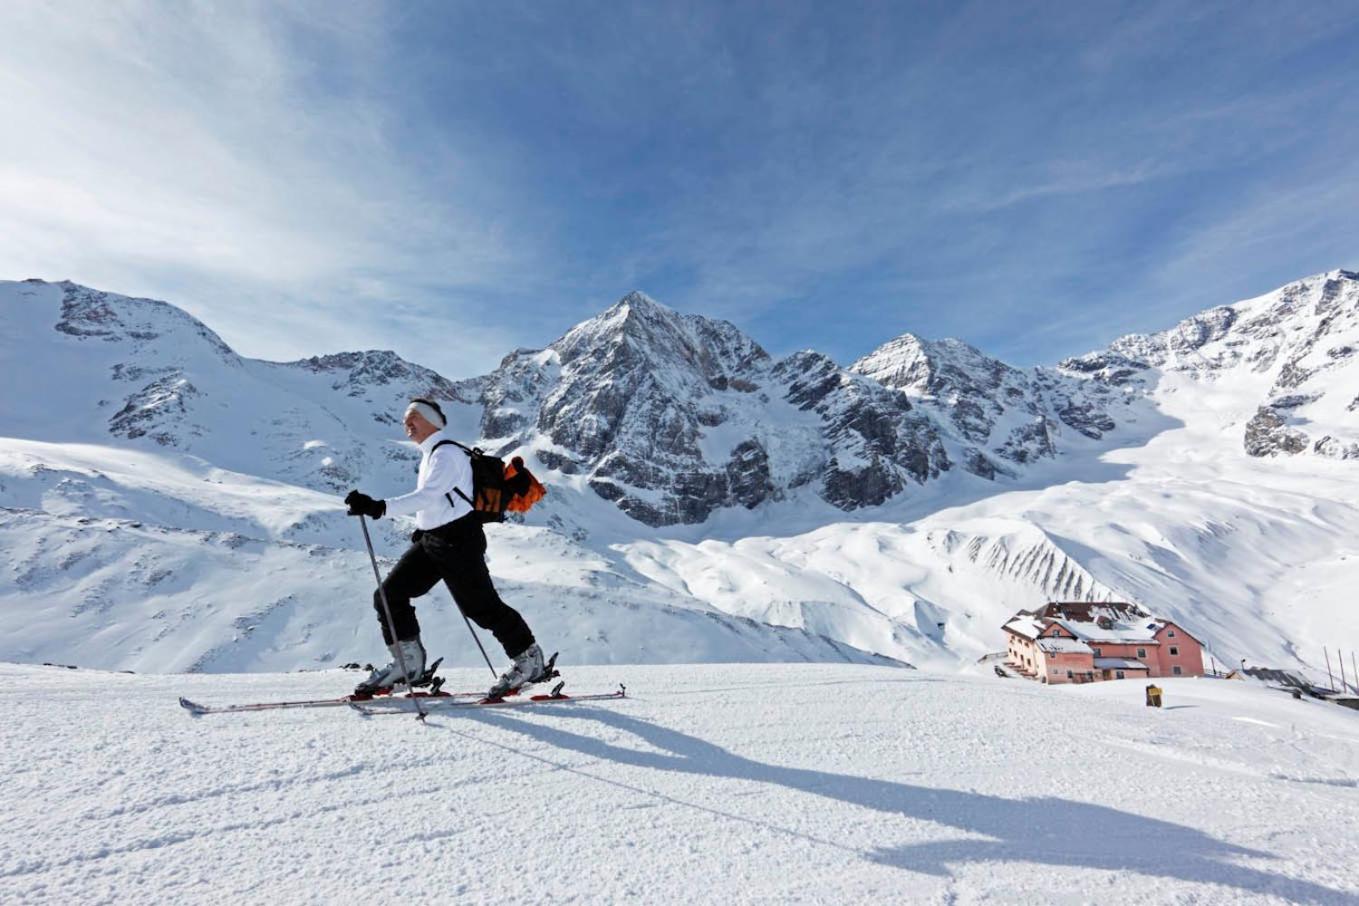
1066;670;1073;678
1092;647;1102;657
1169;646;1179;656
1136;648;1147;658
1167;630;1176;638
1116;670;1125;679
1172;666;1183;676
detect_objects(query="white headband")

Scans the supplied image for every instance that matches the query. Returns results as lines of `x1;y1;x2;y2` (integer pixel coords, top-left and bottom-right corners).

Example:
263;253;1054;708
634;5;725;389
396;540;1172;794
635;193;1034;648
405;400;446;428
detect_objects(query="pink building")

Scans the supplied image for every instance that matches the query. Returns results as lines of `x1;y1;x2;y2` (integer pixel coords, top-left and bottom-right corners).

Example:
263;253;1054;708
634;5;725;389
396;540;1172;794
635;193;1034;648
1003;601;1206;684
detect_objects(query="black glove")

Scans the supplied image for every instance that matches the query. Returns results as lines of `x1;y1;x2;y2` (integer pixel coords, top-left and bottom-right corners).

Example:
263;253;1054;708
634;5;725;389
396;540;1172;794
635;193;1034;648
344;490;386;519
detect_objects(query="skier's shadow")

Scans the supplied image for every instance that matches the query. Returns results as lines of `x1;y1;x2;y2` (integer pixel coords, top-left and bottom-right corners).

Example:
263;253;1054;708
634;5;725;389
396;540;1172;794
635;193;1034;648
453;705;1347;903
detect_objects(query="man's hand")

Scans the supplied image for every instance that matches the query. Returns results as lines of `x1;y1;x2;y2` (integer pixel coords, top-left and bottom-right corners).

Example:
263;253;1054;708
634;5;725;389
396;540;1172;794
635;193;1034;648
344;490;386;519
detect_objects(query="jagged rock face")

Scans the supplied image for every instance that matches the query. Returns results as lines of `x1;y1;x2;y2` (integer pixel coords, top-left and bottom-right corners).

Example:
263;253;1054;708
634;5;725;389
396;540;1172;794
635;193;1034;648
520;293;776;524
56;281;237;358
50;283;236;450
1244;406;1308;457
289;350;471;409
473;295;951;524
774;350;949;506
1056;350;1152;387
539;292;768;460
108;374;202;446
725;440;776;508
851;334;1123;477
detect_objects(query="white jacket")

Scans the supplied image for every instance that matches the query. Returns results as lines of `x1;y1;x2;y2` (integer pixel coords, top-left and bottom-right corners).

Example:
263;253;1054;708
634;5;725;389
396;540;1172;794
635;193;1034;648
383;429;474;529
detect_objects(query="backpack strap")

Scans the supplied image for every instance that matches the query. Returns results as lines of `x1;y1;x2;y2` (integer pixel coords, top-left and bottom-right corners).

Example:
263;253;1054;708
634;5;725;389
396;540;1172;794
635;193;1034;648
429;438;475;509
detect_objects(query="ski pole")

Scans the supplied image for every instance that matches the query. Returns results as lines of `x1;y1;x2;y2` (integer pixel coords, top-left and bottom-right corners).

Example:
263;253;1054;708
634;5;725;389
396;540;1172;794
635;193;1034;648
454;600;499;678
358;515;427;722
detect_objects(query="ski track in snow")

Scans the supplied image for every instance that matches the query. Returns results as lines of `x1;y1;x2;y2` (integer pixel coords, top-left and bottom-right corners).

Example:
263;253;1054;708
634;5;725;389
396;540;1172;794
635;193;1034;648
2;663;1356;904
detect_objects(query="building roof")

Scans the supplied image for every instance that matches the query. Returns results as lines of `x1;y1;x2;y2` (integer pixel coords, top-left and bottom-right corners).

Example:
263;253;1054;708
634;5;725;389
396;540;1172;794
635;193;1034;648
1055;617;1163;643
1037;601;1149;623
1037;637;1093;655
1003;617;1045;641
1094;657;1149;670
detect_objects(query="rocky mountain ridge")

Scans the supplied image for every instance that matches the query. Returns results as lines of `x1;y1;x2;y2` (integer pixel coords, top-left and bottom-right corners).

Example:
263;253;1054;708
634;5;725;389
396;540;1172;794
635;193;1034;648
3;271;1355;533
1061;269;1359;460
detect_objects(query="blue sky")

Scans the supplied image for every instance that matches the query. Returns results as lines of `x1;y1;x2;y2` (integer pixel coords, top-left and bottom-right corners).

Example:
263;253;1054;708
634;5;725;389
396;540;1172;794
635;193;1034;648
3;1;1358;376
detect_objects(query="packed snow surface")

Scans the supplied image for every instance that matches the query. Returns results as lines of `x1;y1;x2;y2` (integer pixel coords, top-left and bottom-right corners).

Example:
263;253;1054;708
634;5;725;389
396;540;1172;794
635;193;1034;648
3;663;1356;904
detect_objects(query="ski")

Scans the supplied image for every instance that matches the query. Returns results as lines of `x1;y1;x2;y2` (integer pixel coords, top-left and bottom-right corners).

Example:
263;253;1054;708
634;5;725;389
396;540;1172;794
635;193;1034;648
179;687;484;716
180;658;480;715
349;683;627;717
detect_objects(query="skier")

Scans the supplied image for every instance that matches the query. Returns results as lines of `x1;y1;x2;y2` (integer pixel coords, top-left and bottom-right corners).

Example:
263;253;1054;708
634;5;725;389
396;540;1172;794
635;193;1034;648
343;398;547;698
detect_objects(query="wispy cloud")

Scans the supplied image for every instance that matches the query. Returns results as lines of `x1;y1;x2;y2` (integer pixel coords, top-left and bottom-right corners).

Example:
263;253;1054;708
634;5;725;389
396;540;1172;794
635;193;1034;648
1;1;1357;375
0;1;540;374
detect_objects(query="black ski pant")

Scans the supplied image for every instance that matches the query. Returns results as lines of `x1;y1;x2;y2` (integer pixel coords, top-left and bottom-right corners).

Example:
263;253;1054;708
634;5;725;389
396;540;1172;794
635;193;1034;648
373;514;535;658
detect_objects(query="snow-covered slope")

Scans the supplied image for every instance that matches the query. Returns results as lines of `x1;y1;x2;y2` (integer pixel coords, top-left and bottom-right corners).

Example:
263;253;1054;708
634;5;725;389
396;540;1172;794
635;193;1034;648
0;506;901;672
3;663;1355;903
2;271;1357;679
1;280;481;494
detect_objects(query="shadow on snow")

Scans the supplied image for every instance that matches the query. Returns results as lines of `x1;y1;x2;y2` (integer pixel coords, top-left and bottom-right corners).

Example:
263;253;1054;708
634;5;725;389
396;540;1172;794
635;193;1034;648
442;705;1346;903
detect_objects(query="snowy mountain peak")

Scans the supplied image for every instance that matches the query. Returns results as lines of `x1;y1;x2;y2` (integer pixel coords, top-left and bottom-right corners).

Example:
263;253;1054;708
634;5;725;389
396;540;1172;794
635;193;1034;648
1085;269;1359;459
284;349;471;408
851;333;1020;400
609;289;669;316
556;291;769;374
849;333;932;394
0;278;477;493
849;328;1108;475
1105;269;1359;370
33;279;238;363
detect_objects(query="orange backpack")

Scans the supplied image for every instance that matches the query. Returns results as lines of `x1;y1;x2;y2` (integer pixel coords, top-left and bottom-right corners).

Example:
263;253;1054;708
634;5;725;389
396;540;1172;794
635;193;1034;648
433;442;547;522
503;456;547;513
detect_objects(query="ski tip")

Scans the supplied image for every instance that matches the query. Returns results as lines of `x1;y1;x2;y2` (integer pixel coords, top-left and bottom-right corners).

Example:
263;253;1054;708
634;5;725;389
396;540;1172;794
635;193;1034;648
179;696;206;716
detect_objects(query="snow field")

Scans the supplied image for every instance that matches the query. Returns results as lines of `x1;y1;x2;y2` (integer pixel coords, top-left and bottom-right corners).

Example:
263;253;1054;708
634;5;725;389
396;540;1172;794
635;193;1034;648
2;663;1356;904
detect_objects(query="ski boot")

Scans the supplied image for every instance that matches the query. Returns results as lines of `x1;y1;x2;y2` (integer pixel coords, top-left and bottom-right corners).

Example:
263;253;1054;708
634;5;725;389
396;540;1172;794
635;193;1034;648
353;639;427;698
486;645;559;701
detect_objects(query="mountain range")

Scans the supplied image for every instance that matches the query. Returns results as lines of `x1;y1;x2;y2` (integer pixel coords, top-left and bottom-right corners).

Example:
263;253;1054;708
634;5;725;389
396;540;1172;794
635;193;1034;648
2;270;1356;676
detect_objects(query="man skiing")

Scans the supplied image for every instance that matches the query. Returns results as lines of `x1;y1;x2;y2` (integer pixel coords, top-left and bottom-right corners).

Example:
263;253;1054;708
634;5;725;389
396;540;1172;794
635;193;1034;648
343;398;547;699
